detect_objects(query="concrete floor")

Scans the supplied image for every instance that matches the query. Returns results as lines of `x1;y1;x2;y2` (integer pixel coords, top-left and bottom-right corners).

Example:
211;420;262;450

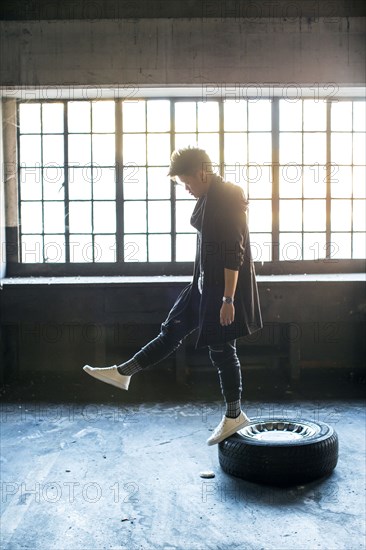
1;367;365;550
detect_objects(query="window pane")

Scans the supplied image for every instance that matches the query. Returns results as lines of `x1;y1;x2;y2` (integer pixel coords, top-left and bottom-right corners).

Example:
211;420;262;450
331;200;352;231
224;133;247;165
331;166;352;198
279;133;302;165
148;201;171;233
94;235;116;262
248;133;272;164
69;167;92;200
331;101;352;131
21;235;43;263
69;201;92;233
20;135;41;166
148;234;171;261
197;102;219;132
303;133;326;165
124;235;147;262
176;200;196;232
175;102;196;132
303;200;326;231
92;101;115;133
353;134;366;165
331;133;352;165
248;200;272;232
330;233;352;259
248;100;271;131
123;166;146;200
147;100;170;132
42;103;64;133
248;166;272;198
353;200;366;231
303;166;326;198
19;103;41;133
280;233;303;261
44;202;65;233
353;233;366;259
224;100;247;131
303;101;326;131
176;234;196;261
147;134;171;166
124;201;147;233
68;135;91;166
174;133;197;150
20;167;42;200
148;167;171;199
303;233;326;260
69;235;93;262
279;100;302;131
68;102;91;132
44;235;66;263
353;167;366;198
123;134;146;165
353;102;366;131
197;133;220;165
43;135;64;166
21;202;43;233
93;167;116;200
43;167;65;200
94;202;116;233
250;233;272;261
92;134;115;166
279;165;302;198
123;100;146;132
279;200;302;231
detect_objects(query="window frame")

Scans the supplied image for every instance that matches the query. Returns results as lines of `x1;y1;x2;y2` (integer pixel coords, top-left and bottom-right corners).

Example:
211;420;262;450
6;95;366;276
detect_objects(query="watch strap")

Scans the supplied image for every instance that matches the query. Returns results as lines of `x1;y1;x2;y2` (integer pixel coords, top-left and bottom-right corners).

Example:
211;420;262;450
222;296;234;304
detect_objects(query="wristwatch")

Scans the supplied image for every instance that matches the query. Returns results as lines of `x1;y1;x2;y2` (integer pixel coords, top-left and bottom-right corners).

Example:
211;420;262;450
222;296;234;304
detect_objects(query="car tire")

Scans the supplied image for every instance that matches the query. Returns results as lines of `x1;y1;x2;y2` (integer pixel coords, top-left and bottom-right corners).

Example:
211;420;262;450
218;417;339;486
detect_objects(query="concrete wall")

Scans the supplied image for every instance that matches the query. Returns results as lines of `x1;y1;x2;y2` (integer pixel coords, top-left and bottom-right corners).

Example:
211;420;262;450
0;279;365;384
0;17;365;89
0;101;5;279
1;100;18;278
0;0;365;20
0;3;364;384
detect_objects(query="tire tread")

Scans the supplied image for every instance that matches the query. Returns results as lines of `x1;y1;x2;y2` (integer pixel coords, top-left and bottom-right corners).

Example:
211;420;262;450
218;422;339;485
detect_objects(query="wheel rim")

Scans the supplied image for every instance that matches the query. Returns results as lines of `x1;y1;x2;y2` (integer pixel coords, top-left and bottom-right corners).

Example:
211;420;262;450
239;420;318;442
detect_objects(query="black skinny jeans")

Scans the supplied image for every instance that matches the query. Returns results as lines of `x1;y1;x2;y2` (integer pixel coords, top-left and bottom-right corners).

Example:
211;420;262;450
133;283;243;403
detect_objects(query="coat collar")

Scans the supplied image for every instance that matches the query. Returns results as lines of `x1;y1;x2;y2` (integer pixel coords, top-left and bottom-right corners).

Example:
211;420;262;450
201;174;224;228
206;174;224;198
197;175;225;268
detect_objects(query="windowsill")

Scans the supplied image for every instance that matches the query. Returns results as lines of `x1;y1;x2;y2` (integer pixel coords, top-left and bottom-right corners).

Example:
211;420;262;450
0;273;365;286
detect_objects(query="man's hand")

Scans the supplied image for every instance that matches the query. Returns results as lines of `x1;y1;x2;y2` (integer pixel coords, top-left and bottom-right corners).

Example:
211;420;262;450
220;303;235;326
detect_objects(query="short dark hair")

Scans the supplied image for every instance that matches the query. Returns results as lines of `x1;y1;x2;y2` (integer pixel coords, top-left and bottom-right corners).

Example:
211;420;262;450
167;146;213;177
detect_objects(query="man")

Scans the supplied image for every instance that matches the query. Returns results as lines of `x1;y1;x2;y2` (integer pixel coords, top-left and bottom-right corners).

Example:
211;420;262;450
84;147;263;445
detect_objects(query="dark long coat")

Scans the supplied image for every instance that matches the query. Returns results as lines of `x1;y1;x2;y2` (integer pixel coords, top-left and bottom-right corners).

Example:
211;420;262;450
167;175;263;349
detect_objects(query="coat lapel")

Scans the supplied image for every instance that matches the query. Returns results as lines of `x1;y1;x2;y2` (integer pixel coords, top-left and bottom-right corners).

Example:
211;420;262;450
200;175;223;268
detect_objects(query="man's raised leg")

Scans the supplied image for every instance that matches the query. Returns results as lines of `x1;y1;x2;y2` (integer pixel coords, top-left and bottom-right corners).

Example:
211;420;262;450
83;285;200;391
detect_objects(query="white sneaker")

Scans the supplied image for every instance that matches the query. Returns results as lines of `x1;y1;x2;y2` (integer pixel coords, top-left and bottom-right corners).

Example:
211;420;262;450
83;365;131;391
206;411;251;446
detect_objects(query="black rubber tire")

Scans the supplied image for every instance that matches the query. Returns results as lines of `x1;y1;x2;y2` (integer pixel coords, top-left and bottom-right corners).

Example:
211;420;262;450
218;417;339;486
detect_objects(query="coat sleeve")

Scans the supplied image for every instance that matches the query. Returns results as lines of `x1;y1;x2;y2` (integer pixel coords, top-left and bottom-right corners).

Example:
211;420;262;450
219;186;249;271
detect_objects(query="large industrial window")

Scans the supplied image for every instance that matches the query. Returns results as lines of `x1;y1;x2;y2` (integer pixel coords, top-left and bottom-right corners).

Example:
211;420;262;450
15;97;365;275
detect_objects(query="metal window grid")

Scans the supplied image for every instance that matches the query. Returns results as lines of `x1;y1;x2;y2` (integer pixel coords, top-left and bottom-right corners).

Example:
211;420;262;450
12;96;366;276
